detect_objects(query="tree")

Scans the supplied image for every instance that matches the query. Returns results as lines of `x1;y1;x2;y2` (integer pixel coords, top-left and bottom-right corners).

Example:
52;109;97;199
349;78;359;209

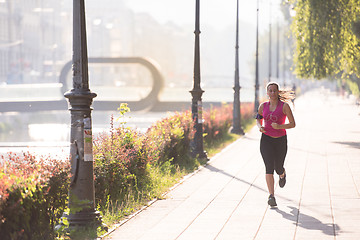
290;0;360;95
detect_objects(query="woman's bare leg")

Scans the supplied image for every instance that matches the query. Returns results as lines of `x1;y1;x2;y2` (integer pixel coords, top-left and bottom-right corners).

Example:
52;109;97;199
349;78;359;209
266;174;275;195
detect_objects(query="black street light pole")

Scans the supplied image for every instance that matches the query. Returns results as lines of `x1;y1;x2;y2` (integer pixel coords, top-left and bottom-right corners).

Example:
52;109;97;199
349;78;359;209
276;21;280;81
231;0;244;135
268;1;272;83
254;0;260;113
63;0;101;229
283;33;287;87
190;0;207;159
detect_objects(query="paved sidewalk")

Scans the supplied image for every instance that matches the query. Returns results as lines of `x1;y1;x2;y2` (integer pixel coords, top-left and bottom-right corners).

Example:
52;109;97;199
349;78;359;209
104;88;360;240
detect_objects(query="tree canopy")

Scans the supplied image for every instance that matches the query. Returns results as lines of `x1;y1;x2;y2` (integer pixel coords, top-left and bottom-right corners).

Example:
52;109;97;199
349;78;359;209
290;0;360;87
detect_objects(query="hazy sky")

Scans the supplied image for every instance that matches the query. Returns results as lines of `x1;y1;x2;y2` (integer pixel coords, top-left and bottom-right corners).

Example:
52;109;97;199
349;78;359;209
123;0;283;31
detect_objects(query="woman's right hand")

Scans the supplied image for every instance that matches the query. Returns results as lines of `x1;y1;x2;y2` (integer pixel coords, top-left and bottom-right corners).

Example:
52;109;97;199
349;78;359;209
259;127;266;133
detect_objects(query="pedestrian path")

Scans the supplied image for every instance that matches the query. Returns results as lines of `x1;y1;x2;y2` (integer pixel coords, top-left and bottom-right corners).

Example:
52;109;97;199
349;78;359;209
103;88;360;240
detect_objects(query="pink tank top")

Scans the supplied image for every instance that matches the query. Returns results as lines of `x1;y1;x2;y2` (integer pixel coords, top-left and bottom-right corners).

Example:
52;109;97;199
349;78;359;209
263;101;286;137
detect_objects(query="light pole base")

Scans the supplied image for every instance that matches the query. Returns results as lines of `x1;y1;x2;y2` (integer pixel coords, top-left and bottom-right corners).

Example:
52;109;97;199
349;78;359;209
191;150;208;160
230;126;244;135
55;211;108;237
55;211;109;239
67;210;102;227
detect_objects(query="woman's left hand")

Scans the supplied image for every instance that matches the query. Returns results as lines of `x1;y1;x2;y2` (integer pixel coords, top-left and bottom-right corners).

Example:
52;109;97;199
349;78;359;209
271;122;280;129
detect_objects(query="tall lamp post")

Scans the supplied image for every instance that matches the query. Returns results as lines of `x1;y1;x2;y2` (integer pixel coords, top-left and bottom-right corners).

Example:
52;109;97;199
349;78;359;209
231;0;244;135
190;0;207;159
283;32;287;87
276;20;280;82
268;1;272;83
254;0;260;113
63;0;101;229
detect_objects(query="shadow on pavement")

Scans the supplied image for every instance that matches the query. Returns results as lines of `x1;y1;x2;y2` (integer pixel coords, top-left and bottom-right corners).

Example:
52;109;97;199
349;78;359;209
275;206;340;236
205;164;267;194
333;141;360;149
205;164;294;203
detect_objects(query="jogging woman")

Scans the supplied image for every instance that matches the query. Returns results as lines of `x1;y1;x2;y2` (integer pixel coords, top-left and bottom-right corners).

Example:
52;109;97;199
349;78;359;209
256;82;296;207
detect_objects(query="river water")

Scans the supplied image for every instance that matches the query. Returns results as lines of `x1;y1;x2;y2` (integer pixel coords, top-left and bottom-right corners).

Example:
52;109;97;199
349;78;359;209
0;110;171;158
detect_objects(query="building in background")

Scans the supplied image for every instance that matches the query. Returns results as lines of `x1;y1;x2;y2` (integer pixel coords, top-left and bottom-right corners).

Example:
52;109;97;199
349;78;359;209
0;0;70;84
0;0;194;89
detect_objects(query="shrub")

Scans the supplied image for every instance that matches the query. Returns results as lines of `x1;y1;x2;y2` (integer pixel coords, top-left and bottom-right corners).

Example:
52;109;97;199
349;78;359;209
144;111;194;166
0;152;70;240
240;102;256;128
93;127;149;210
202;102;254;145
203;104;233;143
93;111;194;213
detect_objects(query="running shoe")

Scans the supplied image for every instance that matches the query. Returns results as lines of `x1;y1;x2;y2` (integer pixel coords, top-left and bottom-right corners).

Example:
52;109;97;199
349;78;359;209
268;194;277;207
279;171;286;188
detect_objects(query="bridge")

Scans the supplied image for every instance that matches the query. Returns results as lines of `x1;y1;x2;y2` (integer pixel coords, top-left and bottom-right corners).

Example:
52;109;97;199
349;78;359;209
0;57;163;112
0;57;249;113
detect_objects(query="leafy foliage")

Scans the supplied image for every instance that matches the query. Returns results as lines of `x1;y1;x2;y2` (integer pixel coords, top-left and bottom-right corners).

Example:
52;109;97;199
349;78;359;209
0;153;70;240
290;0;360;94
93;110;194;213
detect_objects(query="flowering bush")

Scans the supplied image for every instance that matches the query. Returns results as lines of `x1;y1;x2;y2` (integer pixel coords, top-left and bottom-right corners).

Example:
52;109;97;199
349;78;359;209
144;111;194;165
240;102;255;122
203;104;233;142
202;102;254;144
93;127;149;210
0;152;70;240
93;111;194;210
